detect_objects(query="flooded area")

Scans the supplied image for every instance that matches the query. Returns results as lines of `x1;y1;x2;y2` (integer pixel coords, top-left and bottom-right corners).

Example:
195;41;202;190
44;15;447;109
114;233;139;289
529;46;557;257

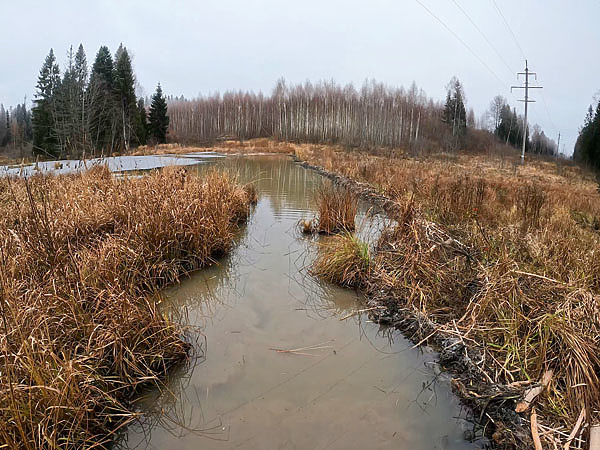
0;152;223;176
120;155;486;450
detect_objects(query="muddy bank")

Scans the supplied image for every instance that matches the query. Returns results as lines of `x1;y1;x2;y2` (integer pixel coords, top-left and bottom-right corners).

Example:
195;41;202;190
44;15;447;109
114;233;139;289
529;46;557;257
293;156;534;449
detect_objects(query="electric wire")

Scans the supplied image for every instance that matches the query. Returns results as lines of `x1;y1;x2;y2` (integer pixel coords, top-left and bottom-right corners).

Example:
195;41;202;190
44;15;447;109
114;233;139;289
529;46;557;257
450;0;516;76
489;0;527;60
413;0;510;91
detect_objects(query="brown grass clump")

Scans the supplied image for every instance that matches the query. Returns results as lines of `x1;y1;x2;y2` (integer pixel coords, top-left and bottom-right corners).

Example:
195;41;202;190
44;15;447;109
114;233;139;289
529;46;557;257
311;233;370;288
0;165;255;449
315;185;357;234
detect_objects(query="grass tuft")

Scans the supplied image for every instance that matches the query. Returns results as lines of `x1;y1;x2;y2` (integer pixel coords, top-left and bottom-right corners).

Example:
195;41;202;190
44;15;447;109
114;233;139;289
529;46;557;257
315;185;357;234
311;232;370;288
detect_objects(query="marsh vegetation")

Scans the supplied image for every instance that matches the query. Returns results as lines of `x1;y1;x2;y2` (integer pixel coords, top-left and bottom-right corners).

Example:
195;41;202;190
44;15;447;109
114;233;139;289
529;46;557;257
0;166;255;448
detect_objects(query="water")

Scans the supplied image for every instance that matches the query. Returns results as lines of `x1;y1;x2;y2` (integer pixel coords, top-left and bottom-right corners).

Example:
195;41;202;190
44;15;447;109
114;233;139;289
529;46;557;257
120;155;485;450
0;152;222;176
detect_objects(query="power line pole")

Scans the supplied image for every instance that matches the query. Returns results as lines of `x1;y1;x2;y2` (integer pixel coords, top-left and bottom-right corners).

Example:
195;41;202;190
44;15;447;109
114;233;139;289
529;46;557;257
511;60;543;163
556;132;561;158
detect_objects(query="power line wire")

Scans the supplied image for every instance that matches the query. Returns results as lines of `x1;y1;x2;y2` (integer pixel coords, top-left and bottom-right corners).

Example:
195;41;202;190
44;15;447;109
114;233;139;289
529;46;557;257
450;0;516;76
413;0;510;90
489;0;527;59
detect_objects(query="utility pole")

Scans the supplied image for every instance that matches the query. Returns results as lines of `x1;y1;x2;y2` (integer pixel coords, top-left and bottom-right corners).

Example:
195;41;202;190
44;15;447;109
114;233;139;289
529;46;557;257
556;132;561;158
511;60;543;163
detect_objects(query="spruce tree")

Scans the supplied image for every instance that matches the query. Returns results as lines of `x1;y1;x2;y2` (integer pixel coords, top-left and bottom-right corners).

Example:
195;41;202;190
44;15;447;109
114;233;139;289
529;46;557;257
134;98;148;146
73;44;89;153
574;102;600;170
32;48;61;157
114;44;137;150
148;83;169;144
88;46;115;154
443;77;467;137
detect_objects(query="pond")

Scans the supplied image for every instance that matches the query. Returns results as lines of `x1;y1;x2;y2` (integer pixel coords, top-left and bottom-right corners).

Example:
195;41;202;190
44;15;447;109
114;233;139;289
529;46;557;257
119;155;486;450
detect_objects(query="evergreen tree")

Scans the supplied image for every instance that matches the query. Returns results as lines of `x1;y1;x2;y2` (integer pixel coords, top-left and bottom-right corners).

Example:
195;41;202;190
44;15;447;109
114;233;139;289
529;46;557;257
0;105;6;147
32;48;61;157
134;98;148;146
54;45;77;153
88;45;115;153
2;110;11;147
114;44;137;150
574;101;600;170
73;44;89;154
148;83;169;144
443;77;467;138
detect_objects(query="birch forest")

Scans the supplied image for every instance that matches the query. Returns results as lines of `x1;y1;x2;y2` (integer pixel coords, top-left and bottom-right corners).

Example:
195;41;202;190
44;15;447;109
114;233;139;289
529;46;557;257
168;79;454;151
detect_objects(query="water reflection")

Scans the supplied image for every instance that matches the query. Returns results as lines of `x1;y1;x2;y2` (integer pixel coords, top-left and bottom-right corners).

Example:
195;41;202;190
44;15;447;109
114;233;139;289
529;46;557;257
119;155;486;450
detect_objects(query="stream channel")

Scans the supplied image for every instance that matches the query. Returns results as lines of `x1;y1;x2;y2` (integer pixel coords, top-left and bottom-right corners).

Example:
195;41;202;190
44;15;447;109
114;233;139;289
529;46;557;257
119;154;487;450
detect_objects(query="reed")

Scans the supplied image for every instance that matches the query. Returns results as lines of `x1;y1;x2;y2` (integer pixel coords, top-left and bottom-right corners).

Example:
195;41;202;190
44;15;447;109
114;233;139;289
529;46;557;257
315;185;357;234
0;165;255;449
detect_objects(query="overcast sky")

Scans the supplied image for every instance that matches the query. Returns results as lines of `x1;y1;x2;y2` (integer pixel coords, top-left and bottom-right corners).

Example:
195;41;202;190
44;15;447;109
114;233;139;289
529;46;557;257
1;0;599;154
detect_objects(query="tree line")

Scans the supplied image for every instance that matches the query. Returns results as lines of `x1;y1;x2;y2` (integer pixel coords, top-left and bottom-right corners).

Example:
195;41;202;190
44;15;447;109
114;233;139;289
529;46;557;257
487;95;557;156
168;79;462;151
574;99;600;170
169;77;556;156
0;102;33;153
30;44;169;158
3;56;559;160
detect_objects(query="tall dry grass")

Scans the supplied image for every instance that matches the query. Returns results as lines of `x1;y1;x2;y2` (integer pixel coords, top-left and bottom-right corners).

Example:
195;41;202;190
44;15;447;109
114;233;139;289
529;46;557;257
311;233;370;288
315;185;357;234
296;143;600;446
0;165;255;449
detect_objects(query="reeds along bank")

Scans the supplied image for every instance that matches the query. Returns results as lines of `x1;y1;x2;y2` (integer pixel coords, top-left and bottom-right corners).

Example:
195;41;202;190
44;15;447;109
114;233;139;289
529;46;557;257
0;166;256;449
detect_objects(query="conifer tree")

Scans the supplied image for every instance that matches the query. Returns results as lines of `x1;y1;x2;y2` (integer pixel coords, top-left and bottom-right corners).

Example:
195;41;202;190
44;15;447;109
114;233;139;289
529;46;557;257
114;44;137;150
73;44;89;152
574;102;600;170
443;77;467;137
134;98;148;146
148;83;169;144
32;48;61;157
88;46;115;153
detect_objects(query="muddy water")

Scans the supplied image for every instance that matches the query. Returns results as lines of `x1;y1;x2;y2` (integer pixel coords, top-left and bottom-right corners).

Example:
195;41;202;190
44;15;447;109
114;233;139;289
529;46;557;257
121;156;485;450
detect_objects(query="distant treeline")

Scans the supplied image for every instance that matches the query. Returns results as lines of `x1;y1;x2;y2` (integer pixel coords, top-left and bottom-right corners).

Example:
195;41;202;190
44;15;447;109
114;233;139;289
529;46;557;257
0;103;32;153
3;54;561;159
27;44;169;158
488;95;557;156
168;78;556;155
574;100;600;171
169;79;457;151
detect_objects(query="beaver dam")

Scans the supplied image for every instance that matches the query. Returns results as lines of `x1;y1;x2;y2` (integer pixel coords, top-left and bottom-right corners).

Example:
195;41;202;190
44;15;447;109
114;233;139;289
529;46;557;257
115;155;486;449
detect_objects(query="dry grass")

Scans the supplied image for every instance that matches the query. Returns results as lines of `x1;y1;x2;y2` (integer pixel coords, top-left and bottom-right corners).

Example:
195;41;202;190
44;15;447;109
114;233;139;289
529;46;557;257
132;138;295;156
315;185;358;234
293;142;600;447
0;165;255;449
311;233;370;288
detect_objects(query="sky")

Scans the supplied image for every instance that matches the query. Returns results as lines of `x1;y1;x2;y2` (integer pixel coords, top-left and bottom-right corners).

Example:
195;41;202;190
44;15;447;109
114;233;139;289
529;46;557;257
1;0;599;155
